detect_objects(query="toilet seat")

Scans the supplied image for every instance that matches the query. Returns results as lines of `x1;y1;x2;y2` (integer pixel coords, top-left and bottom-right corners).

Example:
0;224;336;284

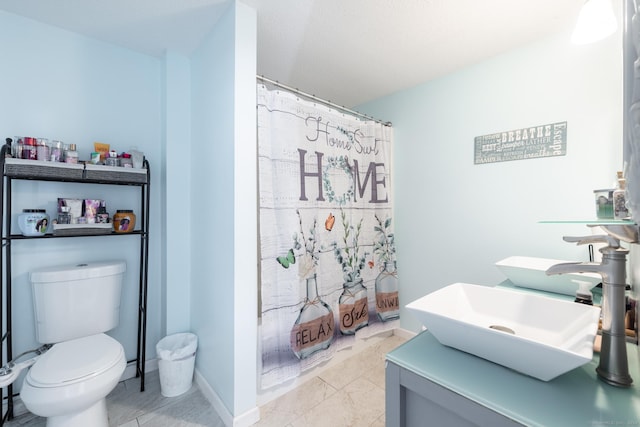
26;333;124;388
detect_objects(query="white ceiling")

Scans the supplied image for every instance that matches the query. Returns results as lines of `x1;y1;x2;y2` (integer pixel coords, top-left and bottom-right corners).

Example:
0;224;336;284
0;0;585;106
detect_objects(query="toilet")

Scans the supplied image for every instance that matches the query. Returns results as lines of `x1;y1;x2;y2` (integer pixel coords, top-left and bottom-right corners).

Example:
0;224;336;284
18;261;127;427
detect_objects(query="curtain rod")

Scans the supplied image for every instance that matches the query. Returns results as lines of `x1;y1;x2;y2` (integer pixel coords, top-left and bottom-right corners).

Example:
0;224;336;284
256;75;392;127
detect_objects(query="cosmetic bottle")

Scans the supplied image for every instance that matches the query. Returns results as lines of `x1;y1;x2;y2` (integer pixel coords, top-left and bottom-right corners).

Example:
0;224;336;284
57;206;72;225
96;203;109;224
65;144;78;164
613;176;629;220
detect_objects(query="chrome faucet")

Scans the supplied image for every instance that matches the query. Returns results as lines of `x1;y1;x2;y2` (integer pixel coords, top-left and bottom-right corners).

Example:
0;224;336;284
546;232;633;387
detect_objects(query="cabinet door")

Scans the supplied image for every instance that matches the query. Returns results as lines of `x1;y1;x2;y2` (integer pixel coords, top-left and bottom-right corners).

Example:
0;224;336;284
385;361;523;427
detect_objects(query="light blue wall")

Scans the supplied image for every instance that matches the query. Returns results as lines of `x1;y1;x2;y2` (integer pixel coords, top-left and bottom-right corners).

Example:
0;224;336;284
360;25;623;331
0;10;164;383
190;2;235;413
162;51;192;334
189;1;258;416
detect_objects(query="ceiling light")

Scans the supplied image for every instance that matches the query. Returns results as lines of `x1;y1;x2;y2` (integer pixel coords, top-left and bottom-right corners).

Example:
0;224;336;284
571;0;617;44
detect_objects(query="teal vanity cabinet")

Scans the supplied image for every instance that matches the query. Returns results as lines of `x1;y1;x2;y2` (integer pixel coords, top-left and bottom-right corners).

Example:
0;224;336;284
386;332;640;426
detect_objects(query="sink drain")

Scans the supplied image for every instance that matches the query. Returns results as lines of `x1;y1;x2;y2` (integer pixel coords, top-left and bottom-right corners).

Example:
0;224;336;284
489;325;515;334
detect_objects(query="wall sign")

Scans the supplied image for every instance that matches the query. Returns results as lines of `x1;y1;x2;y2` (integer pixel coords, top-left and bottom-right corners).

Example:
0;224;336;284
474;121;567;164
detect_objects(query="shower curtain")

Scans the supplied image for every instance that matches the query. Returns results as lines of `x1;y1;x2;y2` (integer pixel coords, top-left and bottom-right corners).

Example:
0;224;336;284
257;83;399;389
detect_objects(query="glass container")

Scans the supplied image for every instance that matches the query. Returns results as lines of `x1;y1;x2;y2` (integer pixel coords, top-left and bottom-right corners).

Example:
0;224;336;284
36;138;50;161
11;136;23;158
18;209;49;236
64;144;78;164
595;189;615;219
50;140;63;162
113;210;136;233
22;137;37;160
57;206;71;225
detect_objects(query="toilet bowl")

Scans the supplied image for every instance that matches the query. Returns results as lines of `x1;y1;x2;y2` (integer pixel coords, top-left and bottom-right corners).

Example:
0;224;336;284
0;260;130;426
20;333;126;427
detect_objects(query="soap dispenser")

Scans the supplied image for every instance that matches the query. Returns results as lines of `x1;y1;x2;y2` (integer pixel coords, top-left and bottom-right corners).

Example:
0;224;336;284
573;280;594;305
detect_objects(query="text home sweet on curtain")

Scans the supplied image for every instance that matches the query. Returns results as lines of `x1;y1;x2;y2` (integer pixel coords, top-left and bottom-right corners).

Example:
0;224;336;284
257;84;399;389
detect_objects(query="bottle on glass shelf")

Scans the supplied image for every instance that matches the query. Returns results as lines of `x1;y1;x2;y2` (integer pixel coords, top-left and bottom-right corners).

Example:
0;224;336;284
613;175;629;220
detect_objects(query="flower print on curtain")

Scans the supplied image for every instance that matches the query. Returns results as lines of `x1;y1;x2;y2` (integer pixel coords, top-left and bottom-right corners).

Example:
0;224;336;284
257;84;399;389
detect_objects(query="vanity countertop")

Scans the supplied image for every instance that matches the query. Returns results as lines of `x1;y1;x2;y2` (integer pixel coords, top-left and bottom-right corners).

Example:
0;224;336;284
387;331;640;426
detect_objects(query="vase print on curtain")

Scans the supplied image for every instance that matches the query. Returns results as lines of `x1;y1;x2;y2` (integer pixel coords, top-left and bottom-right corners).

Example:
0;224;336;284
374;262;399;321
373;214;399;321
283;210;335;358
290;274;334;358
338;278;369;334
257;83;398;389
333;209;369;334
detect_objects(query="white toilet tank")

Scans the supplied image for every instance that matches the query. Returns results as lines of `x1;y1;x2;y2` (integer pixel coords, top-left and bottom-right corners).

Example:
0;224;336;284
30;261;126;343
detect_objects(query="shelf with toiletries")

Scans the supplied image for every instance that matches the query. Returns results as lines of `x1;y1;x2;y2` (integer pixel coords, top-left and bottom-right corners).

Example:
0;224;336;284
540;172;637;226
11;201;140;238
3;157;148;185
0;141;151;421
7;229;144;239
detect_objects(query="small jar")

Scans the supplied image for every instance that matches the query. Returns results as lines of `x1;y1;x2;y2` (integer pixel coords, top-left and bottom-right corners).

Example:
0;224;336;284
90;152;101;164
594;189;614;219
11;136;23;158
22;137;37;160
18;209;49;236
50;140;63;162
120;153;133;168
65;144;78;164
113;210;136;233
36;138;50;161
96;205;109;224
57;206;72;225
105;155;120;167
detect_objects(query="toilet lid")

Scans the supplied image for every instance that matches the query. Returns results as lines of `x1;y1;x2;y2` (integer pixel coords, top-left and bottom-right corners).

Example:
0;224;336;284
27;334;124;388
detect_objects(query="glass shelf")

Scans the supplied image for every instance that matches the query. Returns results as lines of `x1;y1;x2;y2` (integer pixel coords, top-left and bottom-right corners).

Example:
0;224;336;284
538;219;636;225
539;220;639;243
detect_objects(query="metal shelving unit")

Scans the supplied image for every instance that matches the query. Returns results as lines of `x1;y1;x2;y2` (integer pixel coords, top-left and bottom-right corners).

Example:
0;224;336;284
0;142;150;424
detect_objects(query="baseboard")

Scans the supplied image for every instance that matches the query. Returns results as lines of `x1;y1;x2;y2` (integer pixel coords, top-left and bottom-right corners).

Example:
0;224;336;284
194;369;260;427
232;405;260;427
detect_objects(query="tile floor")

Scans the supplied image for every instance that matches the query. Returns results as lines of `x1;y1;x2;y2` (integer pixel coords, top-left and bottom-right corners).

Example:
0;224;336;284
4;333;407;427
4;371;225;427
254;333;407;427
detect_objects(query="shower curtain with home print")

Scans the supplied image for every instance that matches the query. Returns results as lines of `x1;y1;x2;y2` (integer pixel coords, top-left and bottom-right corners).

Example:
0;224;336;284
257;84;399;389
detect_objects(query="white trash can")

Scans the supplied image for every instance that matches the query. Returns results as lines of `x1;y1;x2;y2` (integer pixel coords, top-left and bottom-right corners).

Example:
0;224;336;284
156;332;198;397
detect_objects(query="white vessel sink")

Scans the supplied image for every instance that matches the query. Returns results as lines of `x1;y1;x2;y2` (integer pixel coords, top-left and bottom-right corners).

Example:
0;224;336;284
406;283;601;381
495;256;601;296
